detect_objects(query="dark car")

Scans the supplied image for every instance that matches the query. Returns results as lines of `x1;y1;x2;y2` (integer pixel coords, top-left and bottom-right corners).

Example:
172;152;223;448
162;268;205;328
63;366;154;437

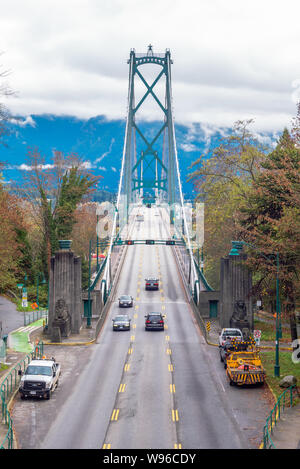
145;277;159;290
118;295;133;307
112;314;131;331
145;312;164;331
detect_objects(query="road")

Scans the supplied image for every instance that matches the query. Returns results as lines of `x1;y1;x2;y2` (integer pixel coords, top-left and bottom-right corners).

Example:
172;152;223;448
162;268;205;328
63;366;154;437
12;206;271;449
0;296;24;336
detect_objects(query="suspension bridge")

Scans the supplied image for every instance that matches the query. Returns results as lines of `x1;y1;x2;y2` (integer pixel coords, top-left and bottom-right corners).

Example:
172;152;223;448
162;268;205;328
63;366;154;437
95;45;212;310
12;47;268;451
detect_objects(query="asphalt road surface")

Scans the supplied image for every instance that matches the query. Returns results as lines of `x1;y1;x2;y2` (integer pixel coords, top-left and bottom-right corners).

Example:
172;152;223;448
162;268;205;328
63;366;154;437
12;206;271;449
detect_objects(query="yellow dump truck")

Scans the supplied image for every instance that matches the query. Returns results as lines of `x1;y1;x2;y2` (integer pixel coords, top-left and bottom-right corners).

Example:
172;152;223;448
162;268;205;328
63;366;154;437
225;339;265;386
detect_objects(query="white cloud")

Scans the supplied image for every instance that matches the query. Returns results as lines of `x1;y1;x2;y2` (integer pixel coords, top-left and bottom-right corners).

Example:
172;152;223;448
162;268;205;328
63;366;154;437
9;115;36;127
95;138;115;163
16;163;55;171
1;0;299;132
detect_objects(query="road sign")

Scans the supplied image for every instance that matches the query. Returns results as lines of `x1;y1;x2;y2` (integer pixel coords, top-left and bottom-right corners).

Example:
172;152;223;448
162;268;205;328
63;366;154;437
253;330;261;346
22;289;28;308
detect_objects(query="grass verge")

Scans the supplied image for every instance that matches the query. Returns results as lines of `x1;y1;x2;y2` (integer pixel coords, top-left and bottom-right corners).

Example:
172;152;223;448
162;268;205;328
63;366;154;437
261;350;300;403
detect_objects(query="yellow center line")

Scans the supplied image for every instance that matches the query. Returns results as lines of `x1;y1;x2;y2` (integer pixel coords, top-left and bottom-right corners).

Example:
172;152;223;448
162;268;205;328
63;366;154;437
124;363;130;371
132;323;136;329
169;384;176;394
166;348;172;355
118;383;126;393
128;348;133;354
172;409;179;422
130;335;135;341
111;409;120;421
174;443;182;449
102;443;112;449
168;364;174;372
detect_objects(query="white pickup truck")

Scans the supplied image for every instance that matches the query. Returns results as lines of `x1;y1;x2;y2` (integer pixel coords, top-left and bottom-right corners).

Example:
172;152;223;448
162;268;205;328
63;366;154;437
18;357;61;400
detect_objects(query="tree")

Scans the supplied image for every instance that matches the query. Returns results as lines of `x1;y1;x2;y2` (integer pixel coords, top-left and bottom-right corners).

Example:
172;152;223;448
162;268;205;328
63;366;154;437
238;127;300;329
188;120;268;288
0;170;33;291
18;149;101;279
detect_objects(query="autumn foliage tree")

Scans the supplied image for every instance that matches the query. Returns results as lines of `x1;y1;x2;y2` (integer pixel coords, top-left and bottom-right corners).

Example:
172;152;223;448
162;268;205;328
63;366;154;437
188;120;268;288
18;149;101;280
0;170;33;291
238;127;300;323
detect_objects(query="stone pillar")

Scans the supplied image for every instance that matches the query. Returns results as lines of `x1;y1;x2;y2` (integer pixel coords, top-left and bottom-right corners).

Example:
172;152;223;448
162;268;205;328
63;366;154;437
48;240;82;340
220;250;253;331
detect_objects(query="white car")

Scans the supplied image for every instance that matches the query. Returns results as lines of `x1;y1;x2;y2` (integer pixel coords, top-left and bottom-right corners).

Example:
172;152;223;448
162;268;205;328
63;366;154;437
218;328;243;347
18;357;61;400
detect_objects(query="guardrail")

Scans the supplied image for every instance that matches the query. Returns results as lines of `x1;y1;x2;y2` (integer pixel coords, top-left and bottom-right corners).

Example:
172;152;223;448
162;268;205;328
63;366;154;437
0;341;44;449
262;385;298;449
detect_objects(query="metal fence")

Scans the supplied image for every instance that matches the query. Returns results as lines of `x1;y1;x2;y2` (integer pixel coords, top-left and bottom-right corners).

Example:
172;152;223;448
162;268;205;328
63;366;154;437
24;309;48;327
263;385;298;449
0;341;44;449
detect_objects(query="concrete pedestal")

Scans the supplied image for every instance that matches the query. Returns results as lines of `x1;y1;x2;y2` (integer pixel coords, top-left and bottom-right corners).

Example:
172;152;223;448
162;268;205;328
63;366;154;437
220;253;253;331
48;240;82;341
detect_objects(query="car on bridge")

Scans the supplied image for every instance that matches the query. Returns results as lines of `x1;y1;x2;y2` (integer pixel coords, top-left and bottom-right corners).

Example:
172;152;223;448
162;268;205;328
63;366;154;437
118;295;133;307
112;314;131;331
145;312;164;331
145;277;159;290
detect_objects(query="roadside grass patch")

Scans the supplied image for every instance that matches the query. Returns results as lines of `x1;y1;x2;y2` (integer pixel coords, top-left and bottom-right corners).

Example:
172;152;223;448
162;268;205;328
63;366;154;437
254;319;290;342
261;350;300;403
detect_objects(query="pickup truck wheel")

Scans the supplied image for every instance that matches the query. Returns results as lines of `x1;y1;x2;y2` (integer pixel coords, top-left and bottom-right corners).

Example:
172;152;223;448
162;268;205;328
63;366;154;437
45;391;51;400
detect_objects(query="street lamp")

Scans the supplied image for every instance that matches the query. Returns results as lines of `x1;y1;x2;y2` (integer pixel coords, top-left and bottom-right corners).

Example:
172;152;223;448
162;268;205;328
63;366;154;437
230;240;282;377
36;273;46;309
87;239;92;328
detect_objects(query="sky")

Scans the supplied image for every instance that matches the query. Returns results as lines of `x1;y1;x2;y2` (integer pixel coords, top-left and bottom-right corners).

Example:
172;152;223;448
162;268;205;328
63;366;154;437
1;0;300;136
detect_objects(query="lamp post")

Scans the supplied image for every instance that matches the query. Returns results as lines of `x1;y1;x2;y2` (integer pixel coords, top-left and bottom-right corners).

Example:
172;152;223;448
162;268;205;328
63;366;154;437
36;273;46;308
230;240;282;377
96;214;99;272
87;239;92;328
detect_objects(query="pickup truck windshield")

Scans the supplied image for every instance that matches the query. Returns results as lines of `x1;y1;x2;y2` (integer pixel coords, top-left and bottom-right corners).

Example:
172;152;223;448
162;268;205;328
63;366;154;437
25;365;53;376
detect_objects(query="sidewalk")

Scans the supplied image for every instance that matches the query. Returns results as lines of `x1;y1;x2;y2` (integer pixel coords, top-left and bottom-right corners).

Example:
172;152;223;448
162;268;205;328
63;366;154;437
266;404;300;449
